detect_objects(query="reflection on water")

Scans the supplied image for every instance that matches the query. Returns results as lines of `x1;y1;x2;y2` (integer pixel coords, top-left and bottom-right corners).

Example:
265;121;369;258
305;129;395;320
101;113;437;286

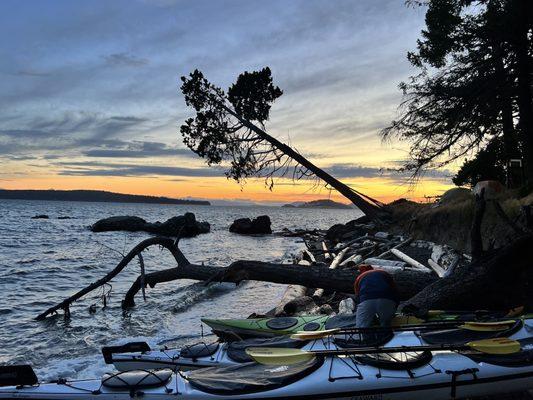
0;199;359;379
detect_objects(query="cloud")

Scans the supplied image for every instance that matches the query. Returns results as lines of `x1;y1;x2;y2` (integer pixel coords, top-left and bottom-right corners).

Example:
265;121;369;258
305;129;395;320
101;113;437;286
83;141;196;158
324;163;452;181
103;53;149;67
56;161;224;177
14;69;51;77
0;112;154;157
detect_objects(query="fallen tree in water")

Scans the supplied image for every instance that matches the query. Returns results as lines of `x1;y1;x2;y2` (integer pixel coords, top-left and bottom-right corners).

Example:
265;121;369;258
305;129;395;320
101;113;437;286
35;237;436;320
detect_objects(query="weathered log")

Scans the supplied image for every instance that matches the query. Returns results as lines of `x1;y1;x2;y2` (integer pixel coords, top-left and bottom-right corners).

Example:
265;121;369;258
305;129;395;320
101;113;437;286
313;247;349;298
340;254;362;267
363;258;406;269
427;259;446;278
123;259;437;308
376;237;412;258
321;241;332;260
302;249;316;264
274;260;310;316
401;234;533;312
390;248;430;271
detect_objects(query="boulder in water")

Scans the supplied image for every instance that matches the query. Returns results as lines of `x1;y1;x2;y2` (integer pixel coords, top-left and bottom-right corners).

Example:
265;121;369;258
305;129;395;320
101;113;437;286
91;216;147;232
31;215;49;219
146;213;210;237
229;215;272;235
91;212;210;237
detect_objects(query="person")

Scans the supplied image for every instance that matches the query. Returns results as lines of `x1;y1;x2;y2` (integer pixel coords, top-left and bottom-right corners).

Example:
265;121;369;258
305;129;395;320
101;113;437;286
354;264;400;328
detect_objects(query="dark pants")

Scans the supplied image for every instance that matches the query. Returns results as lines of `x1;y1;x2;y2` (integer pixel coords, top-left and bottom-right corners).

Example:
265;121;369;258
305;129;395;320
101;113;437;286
356;298;397;328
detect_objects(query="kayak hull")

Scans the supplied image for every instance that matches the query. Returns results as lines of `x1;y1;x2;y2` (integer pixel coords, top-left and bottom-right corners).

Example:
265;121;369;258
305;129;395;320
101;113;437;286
1;352;532;400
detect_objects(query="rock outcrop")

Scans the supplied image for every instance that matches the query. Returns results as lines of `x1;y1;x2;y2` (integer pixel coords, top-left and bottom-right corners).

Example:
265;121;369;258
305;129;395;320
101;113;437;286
229;215;272;235
91;212;210;237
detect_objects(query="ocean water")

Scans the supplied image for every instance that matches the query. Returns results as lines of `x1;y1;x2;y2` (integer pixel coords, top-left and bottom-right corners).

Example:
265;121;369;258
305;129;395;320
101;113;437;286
0;199;359;380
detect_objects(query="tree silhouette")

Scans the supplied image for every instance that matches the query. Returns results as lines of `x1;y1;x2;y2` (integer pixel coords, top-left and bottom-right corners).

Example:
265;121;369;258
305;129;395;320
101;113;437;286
383;0;531;186
180;68;383;217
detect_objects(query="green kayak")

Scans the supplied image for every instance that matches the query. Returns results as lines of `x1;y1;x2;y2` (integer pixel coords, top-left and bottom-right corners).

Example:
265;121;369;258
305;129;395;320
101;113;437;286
202;308;527;339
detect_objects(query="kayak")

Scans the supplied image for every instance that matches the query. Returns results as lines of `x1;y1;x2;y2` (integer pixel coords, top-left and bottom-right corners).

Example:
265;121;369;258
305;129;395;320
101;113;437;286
201;310;523;339
2;337;533;399
107;318;532;372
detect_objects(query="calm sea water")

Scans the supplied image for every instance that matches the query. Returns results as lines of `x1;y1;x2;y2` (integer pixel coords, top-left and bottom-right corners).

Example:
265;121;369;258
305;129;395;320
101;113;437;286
0;199;359;380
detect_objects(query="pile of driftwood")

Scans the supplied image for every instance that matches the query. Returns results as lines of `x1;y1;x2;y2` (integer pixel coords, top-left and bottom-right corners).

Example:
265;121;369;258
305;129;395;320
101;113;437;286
273;222;466;317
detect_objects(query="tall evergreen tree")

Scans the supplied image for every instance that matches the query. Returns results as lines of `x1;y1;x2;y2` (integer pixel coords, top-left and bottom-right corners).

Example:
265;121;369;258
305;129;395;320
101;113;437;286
383;0;532;187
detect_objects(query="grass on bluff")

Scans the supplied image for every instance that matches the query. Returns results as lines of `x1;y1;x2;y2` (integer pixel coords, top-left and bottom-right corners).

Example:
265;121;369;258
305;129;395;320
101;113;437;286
387;189;533;254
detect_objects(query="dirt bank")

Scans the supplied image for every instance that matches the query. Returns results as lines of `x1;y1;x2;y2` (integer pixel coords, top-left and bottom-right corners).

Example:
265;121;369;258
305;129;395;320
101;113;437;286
385;192;533;254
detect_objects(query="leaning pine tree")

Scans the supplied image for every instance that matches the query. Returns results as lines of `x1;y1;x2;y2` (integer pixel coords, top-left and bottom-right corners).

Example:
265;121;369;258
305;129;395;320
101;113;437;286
179;68;383;217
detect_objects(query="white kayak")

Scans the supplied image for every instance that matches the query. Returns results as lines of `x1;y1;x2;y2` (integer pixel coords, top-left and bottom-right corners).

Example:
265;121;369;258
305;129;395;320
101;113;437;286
1;337;533;400
107;318;533;372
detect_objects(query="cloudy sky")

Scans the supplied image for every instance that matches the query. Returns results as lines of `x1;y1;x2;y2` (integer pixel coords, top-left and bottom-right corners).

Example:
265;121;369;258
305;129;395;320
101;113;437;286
0;0;455;203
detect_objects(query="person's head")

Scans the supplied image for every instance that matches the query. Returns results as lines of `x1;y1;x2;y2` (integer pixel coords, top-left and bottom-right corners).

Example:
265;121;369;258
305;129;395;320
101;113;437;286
358;264;373;274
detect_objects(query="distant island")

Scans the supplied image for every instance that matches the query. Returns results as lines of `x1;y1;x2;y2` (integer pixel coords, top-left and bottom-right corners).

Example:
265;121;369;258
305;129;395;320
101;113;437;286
0;189;210;206
282;199;353;209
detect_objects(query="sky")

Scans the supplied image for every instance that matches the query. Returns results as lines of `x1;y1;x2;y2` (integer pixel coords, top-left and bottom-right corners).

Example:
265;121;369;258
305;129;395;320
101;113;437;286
0;0;456;204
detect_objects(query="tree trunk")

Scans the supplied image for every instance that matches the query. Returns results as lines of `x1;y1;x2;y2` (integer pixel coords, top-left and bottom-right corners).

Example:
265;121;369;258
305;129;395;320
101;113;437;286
488;2;517;182
400;235;533;312
471;191;486;262
512;0;533;183
223;105;384;217
122;260;436;309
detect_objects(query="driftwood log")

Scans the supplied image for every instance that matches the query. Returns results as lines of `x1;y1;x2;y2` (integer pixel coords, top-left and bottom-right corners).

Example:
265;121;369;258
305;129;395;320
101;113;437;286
122;259;436;308
35;237;437;320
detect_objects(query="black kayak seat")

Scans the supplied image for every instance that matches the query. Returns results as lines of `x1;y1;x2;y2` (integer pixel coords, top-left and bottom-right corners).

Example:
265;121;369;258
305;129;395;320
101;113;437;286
0;365;38;388
227;336;305;363
187;357;323;395
101;369;172;389
464;337;533;367
101;342;151;364
420;319;523;345
265;317;299;330
180;343;219;359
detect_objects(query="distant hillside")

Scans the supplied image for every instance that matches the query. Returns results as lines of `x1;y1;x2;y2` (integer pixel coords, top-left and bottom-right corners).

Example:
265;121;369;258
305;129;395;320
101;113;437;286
282;199;353;209
0;189;210;206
